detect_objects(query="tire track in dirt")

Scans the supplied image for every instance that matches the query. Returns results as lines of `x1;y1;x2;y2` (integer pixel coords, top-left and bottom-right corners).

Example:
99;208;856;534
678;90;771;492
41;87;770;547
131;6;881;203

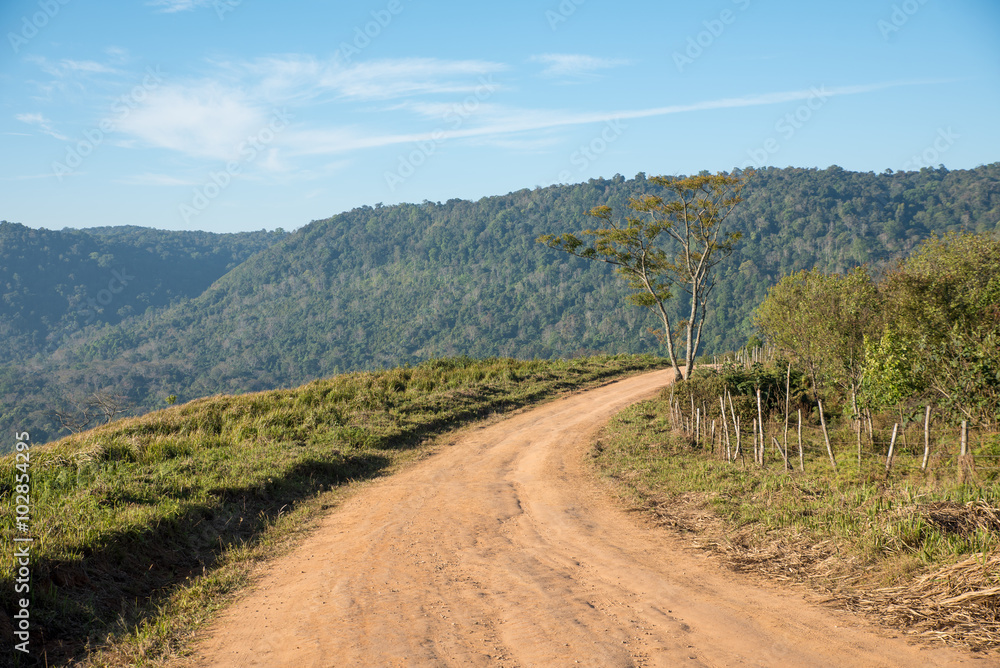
191;369;984;667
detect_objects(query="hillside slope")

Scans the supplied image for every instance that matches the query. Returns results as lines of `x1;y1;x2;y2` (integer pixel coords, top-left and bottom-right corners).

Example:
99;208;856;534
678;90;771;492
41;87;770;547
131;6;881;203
0;222;285;362
4;165;1000;443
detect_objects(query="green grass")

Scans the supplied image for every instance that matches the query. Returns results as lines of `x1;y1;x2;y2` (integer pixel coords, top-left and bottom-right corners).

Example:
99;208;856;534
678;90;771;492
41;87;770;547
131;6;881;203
0;354;665;667
593;398;1000;584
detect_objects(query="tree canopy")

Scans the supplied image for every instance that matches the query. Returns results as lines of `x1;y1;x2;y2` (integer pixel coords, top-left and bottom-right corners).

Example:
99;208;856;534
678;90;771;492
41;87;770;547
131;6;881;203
539;170;752;379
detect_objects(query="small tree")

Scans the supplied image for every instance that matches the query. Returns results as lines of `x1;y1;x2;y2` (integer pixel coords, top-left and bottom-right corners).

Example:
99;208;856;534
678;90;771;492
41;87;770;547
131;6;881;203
51;390;131;434
754;266;880;397
538;170;752;380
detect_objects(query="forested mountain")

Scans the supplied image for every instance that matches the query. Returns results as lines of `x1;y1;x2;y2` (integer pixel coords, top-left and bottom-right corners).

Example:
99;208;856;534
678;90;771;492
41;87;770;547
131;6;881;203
3;164;999;445
0;222;285;362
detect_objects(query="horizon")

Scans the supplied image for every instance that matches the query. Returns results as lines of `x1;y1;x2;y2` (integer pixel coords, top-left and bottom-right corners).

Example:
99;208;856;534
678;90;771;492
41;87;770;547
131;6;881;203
3;162;996;235
2;0;999;233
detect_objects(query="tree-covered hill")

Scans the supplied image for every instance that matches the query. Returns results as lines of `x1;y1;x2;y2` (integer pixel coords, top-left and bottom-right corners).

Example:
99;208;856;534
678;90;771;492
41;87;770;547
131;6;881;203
3;164;999;444
0;222;285;362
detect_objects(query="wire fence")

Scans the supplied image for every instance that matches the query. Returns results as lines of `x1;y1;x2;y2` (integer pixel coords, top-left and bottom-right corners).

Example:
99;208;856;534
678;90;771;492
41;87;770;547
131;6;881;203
667;396;1000;481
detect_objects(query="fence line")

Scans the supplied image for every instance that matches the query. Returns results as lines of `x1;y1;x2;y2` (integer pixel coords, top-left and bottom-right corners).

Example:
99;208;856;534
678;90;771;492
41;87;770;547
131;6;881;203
667;396;1000;478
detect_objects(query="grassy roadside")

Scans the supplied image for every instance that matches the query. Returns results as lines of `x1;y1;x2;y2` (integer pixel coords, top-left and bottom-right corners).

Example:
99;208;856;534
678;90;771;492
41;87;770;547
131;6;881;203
591;397;1000;653
1;354;666;667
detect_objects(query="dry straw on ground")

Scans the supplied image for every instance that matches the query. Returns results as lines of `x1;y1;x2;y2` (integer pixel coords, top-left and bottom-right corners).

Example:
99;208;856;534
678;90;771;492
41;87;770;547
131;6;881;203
829;501;1000;651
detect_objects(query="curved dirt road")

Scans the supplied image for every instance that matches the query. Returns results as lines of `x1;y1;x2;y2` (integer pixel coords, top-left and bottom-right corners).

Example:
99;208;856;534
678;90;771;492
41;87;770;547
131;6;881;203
193;370;982;667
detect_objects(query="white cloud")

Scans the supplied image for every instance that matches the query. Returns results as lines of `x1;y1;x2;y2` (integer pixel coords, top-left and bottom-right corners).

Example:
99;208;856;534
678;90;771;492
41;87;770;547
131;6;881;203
15;112;68;140
465;135;564;152
328;58;505;100
115;83;272;160
228;55;507;102
529;53;630;78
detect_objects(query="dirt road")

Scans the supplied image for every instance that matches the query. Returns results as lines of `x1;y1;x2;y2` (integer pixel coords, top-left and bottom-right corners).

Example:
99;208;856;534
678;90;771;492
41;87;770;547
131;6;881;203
193;370;983;667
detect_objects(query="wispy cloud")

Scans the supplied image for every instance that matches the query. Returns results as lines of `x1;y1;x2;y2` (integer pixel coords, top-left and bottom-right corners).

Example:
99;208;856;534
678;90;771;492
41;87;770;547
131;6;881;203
230;55;506;101
529;53;630;78
15;112;68;140
285;80;942;157
109;55;507;160
146;0;212;13
26;55;121;78
115;173;200;186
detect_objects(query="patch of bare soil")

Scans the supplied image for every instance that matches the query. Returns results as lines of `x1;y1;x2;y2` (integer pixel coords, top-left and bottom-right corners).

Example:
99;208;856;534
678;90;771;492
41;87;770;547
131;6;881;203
185;370;986;667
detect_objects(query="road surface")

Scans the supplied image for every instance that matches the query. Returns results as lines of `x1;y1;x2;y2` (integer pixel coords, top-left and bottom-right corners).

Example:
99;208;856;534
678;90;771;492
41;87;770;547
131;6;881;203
192;369;982;667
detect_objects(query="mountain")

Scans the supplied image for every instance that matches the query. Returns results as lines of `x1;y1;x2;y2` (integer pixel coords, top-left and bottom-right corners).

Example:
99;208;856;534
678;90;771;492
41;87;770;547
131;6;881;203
3;164;999;445
0;222;286;362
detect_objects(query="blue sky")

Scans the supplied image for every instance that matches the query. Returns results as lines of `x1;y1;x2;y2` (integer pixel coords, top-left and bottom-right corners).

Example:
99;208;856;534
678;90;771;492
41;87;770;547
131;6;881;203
2;0;998;233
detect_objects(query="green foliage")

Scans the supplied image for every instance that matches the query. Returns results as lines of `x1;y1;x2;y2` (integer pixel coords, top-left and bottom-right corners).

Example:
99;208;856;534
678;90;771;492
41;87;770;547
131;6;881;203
860;326;922;411
539;170;752;379
0;221;284;363
882;231;1000;426
667;361;808;424
754;266;880;393
758;230;1000;427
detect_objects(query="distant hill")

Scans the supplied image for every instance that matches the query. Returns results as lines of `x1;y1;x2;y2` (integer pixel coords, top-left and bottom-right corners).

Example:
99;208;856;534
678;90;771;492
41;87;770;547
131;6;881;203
3;164;999;444
0;222;285;362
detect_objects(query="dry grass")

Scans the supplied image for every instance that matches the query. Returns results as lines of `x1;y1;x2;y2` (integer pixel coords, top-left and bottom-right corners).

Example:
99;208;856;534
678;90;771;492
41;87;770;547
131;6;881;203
829;503;1000;651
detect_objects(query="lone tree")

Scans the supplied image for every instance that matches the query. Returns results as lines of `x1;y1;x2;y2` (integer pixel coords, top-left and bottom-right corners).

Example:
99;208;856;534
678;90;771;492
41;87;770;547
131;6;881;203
538;170;752;381
51;390;131;435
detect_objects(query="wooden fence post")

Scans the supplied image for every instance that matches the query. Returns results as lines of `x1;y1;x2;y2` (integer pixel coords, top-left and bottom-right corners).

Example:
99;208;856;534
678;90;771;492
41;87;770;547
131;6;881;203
817;398;836;470
921;405;931;471
797;409;804;472
885;423;899;477
959;420;971;483
756;386;765;466
720;396;731;462
783;362;791;468
728;391;741;461
772;435;788;472
852;385;862;471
